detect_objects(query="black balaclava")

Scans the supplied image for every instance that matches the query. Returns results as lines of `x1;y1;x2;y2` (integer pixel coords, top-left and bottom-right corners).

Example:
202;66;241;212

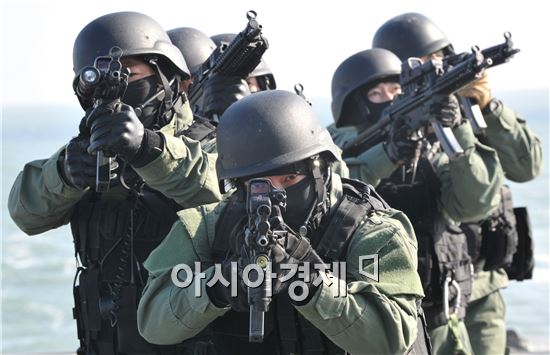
240;158;330;235
283;175;317;232
122;58;182;130
366;100;392;123
344;78;398;130
123;75;164;128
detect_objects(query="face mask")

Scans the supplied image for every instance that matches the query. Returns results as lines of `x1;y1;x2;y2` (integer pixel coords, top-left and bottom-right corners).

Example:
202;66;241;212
123;76;163;128
283;176;317;231
345;90;389;128
342;96;369;127
366;100;391;123
123;76;158;107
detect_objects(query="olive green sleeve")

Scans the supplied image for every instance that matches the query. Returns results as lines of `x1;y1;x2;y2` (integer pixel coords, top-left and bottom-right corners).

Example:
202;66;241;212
138;204;229;345
433;120;504;222
344;143;399;186
133;133;222;209
327;123;357;148
327;123;399;186
295;209;424;354
482;100;543;182
8;147;86;235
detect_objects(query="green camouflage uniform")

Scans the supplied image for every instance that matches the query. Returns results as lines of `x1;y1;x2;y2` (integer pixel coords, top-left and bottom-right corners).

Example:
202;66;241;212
464;100;542;355
8;100;221;234
137;173;425;354
328;119;505;355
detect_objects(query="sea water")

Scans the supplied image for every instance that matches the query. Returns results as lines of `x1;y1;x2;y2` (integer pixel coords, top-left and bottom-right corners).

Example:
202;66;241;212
2;89;548;352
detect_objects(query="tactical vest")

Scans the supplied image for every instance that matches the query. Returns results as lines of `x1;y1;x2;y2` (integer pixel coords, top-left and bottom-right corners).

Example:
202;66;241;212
461;185;518;272
71;116;216;355
377;159;473;330
209;178;432;355
461;185;534;281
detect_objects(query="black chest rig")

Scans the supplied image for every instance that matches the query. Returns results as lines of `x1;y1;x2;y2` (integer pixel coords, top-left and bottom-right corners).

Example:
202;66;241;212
461;185;518;272
461;185;533;281
70;116;217;355
209;178;431;355
377;159;473;329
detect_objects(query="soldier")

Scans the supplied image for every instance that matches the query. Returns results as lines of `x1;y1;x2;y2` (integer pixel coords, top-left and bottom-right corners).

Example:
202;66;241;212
168;27;217;100
373;12;542;354
211;33;277;93
167;26;254;148
169;27;217;76
137;90;429;354
329;48;504;354
8;11;222;354
327;48;402;185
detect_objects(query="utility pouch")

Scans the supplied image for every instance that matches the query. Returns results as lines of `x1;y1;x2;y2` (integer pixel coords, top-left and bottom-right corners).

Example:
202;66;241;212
481;186;518;271
506;207;534;281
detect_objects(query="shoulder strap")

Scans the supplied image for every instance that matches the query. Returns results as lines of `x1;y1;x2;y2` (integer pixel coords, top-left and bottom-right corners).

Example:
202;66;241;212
315;179;388;262
341;177;390;209
406;300;433;355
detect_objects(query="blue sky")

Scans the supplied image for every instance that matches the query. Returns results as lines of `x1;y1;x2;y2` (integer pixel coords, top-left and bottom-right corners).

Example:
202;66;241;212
1;0;548;107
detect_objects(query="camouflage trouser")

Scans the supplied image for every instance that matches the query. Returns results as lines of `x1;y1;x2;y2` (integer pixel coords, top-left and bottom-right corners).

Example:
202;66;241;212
465;289;506;355
429;319;474;355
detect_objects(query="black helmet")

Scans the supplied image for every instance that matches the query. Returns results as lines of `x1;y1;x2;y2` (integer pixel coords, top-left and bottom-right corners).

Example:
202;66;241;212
331;48;401;127
210;33;236;47
372;12;453;61
248;58;276;90
168;27;216;74
73;11;190;79
216;90;339;180
211;33;276;90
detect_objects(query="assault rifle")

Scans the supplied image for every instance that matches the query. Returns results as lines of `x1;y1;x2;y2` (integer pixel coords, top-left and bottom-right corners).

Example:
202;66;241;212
448;32;520;133
187;10;268;114
244;179;286;342
74;46;130;192
342;46;492;159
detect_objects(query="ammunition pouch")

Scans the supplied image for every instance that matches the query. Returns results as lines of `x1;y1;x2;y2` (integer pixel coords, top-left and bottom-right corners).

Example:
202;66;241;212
463;185;519;272
506;207;534;281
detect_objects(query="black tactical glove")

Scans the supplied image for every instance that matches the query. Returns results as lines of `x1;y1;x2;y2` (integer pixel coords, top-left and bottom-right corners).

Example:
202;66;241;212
201;74;250;117
384;118;422;164
426;94;462;128
86;103;145;161
270;225;325;305
58;135;118;190
206;255;250;312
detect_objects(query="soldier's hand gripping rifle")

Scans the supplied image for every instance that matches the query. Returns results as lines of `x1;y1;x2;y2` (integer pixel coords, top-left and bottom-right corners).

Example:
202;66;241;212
74;46;130;192
244;179;286;343
187;10;268;111
342;46;492;159
447;32;520;133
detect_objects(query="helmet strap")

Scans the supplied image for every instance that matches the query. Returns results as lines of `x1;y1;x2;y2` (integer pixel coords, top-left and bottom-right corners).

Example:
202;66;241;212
302;157;330;234
148;59;181;126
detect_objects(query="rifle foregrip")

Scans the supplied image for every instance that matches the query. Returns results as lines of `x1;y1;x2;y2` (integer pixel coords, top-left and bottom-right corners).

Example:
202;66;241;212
215;40;267;78
459;97;487;134
249;308;265;343
96;151;111;192
431;121;464;160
